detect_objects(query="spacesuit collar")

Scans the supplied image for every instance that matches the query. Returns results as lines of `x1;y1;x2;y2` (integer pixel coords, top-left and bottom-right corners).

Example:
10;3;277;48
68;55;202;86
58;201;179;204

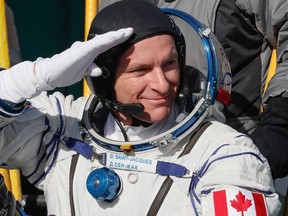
104;103;179;142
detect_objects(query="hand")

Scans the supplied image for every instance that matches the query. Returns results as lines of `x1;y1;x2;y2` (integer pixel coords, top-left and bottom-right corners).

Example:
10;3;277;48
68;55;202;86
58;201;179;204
0;28;133;103
34;27;133;89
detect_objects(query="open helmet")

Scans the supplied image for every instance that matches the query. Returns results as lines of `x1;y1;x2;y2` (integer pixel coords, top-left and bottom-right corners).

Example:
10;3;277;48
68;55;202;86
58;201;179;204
83;1;232;151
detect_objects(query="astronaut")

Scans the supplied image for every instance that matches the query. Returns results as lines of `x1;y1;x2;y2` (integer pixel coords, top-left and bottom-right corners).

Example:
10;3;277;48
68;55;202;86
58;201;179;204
0;1;281;215
101;0;288;181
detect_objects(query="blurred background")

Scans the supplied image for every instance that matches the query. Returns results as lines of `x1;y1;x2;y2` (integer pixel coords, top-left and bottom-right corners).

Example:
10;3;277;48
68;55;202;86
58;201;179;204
6;0;85;98
2;0;94;214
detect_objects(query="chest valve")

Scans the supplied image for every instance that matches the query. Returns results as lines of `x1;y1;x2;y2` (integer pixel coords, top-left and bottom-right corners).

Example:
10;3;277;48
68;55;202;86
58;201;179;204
86;167;122;201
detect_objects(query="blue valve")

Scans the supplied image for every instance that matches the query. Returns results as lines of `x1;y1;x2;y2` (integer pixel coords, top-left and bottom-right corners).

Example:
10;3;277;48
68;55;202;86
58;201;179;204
86;167;121;201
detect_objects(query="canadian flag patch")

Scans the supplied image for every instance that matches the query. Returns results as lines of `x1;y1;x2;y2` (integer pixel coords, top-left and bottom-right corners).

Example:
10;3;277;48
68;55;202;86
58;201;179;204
213;188;268;216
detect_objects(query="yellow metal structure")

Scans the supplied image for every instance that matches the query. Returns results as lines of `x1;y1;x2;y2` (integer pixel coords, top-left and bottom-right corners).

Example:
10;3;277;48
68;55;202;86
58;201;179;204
260;49;277;113
0;0;10;68
264;49;277;93
9;170;22;200
0;0;22;201
83;0;101;97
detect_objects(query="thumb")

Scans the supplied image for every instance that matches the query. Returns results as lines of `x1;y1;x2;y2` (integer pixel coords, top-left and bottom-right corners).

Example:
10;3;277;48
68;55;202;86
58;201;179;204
86;62;102;77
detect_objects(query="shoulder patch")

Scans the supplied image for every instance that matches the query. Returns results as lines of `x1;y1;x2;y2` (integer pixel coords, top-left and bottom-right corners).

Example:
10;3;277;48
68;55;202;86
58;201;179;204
213;188;268;216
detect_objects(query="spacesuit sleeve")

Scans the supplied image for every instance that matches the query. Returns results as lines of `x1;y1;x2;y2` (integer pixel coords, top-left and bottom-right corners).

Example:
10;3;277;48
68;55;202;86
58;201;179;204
235;0;288;102
195;141;282;215
190;125;281;216
0;92;86;187
200;147;281;216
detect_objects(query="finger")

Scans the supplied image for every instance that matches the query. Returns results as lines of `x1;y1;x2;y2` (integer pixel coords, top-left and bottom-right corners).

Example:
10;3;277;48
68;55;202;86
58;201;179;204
95;27;133;42
70;41;82;49
90;27;134;53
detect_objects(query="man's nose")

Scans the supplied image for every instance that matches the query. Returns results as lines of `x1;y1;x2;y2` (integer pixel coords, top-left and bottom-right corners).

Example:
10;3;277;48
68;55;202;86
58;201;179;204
150;68;170;93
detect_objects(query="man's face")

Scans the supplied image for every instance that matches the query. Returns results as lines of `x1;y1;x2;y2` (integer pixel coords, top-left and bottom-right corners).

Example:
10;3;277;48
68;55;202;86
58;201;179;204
114;34;180;125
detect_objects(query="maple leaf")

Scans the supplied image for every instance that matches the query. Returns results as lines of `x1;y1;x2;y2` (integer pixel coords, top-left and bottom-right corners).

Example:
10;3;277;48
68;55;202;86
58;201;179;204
230;191;252;216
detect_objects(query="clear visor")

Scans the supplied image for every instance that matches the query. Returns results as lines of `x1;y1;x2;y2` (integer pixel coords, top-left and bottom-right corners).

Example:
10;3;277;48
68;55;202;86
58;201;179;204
166;9;232;105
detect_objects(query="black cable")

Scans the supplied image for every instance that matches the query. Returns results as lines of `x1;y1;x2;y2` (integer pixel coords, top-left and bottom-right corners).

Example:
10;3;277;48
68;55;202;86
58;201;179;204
111;111;129;141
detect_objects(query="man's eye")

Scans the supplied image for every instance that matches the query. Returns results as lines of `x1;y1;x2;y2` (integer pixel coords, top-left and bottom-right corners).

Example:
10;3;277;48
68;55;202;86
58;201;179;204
165;59;178;67
170;59;178;65
133;67;148;73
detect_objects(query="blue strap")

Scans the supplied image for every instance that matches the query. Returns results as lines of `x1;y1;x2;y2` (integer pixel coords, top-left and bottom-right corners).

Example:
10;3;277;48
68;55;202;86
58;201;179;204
156;161;188;177
66;137;189;177
65;137;93;160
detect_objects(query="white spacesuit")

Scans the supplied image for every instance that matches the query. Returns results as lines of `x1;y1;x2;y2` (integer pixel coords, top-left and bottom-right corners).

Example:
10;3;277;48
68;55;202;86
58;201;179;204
101;0;288;180
0;1;281;215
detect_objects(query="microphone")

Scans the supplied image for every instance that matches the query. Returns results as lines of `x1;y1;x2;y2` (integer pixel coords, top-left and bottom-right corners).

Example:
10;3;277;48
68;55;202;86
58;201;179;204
106;100;145;115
